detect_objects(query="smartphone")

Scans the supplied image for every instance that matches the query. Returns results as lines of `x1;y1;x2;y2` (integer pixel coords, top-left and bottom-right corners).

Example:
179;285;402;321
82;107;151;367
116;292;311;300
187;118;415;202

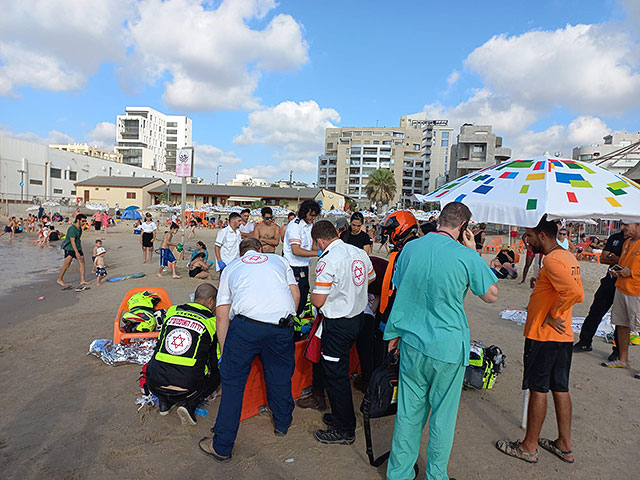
609;265;623;272
457;221;469;243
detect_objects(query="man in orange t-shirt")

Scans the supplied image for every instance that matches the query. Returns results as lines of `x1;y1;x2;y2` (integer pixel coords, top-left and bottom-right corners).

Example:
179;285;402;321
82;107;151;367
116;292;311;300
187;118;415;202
604;221;640;372
497;216;584;465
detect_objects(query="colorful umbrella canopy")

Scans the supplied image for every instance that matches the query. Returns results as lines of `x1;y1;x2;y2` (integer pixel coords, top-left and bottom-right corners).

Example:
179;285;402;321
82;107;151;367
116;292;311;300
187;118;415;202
414;156;640;227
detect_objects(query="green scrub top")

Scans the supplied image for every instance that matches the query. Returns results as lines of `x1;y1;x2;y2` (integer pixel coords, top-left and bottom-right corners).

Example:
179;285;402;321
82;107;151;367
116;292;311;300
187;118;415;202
383;232;497;365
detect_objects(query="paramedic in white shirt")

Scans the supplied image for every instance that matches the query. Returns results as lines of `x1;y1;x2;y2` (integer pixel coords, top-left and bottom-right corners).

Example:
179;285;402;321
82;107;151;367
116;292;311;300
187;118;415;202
310;220;375;446
215;212;242;272
200;237;300;463
239;208;255;239
283;199;321;315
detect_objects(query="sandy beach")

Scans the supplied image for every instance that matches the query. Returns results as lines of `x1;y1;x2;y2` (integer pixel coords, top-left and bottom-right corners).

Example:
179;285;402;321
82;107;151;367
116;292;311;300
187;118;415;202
0;219;637;480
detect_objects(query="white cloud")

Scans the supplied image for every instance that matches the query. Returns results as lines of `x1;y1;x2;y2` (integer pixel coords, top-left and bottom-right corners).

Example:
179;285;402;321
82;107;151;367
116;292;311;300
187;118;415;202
123;0;309;110
447;71;460;87
465;24;640;115
234;100;340;158
0;125;74;145
0;0;309;112
194;143;242;167
85;122;116;149
238;159;317;183
0;0;130;95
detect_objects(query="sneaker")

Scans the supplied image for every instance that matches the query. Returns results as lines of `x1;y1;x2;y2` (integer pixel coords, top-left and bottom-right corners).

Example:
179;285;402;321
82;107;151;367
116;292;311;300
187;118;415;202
314;427;354;445
601;359;630;369
177;404;197;425
572;342;592;352
296;393;326;411
274;428;288;437
158;398;173;416
608;349;620;362
322;413;334;426
634;373;640;380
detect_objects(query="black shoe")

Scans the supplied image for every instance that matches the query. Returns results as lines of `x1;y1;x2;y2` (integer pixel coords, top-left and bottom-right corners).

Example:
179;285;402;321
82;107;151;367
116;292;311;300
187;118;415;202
296;393;326;411
573;342;592;352
158;398;173;416
608;351;620;362
274;427;288;437
322;413;334;426
314;427;354;445
177;404;197;425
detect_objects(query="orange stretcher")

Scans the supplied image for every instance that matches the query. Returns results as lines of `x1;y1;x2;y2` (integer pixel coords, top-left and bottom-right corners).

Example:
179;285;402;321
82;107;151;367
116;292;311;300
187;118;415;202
113;287;171;344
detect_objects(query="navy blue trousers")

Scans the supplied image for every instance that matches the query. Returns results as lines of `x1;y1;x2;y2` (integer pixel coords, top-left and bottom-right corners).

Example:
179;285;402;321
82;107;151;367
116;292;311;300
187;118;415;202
212;316;295;456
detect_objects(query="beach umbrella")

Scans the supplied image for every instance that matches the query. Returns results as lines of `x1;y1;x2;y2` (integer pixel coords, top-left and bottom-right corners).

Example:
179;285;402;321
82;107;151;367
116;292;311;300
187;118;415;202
414;156;640;227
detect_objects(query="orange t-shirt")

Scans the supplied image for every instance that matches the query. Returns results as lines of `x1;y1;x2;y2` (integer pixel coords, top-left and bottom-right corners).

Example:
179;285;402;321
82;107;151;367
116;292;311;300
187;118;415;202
524;249;584;342
616;238;640;296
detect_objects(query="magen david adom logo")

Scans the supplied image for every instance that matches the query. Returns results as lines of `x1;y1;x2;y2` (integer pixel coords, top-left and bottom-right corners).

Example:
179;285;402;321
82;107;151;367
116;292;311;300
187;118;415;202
165;328;192;355
351;259;366;286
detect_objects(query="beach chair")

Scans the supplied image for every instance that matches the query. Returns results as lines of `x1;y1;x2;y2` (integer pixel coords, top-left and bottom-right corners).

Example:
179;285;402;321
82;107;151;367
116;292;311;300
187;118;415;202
483;237;502;254
113;287;172;344
578;251;601;262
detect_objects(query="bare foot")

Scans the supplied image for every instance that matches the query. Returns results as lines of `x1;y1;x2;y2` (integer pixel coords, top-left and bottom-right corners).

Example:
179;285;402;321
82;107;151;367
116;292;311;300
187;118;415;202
80;281;93;286
157;273;163;278
57;280;70;287
172;275;181;279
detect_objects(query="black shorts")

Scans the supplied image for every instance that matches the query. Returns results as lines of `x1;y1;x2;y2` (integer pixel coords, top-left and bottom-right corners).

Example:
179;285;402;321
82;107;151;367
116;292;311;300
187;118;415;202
142;232;154;248
189;267;203;278
64;249;84;259
522;338;572;393
94;221;101;231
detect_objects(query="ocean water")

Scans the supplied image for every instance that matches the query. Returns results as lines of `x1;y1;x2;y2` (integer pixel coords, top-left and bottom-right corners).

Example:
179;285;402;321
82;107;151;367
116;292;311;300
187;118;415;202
0;236;65;292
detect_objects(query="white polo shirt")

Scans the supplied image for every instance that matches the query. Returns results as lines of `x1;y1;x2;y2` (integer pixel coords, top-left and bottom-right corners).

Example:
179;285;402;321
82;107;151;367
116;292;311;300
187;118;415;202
217;250;297;324
140;221;157;233
312;239;376;319
239;221;255;235
283;218;314;267
215;225;241;270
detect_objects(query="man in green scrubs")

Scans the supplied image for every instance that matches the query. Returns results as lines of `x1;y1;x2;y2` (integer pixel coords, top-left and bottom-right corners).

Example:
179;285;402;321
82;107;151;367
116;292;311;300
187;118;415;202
384;202;499;480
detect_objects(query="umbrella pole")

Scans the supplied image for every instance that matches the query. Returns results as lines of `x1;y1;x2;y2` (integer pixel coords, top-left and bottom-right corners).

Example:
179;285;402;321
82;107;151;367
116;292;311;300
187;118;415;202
521;389;530;429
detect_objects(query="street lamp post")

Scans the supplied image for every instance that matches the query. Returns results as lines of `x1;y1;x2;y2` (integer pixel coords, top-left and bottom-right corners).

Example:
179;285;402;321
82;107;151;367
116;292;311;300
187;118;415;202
216;165;221;185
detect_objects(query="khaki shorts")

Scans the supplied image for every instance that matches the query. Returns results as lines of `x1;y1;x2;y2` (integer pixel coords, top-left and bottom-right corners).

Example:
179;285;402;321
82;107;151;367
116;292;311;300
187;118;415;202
611;290;640;331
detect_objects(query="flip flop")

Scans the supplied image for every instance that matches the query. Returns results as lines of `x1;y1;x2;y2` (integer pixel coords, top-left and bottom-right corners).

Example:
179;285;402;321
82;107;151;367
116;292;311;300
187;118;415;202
538;438;574;463
75;285;91;292
495;439;538;463
601;359;630;368
61;285;74;291
198;437;231;463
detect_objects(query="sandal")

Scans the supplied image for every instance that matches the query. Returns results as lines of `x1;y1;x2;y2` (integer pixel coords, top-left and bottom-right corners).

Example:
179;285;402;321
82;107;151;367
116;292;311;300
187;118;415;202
601;359;630;368
538;438;574;463
495;439;538;463
198;437;231;463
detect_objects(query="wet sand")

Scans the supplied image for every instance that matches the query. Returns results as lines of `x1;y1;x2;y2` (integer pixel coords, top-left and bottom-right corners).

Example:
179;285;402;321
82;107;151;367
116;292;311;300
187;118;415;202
0;223;637;479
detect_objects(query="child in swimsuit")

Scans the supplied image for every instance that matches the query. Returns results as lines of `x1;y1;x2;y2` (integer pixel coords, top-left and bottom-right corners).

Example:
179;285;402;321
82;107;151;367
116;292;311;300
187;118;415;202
157;223;180;279
94;247;108;286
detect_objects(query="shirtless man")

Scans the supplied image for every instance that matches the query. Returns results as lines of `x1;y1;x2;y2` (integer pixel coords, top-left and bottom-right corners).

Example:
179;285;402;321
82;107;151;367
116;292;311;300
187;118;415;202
157;223;181;279
280;211;296;242
252;207;280;253
1;216;17;240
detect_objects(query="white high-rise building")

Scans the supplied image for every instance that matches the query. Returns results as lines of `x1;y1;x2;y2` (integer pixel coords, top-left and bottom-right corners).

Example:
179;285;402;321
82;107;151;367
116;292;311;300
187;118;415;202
115;107;192;172
420;120;454;192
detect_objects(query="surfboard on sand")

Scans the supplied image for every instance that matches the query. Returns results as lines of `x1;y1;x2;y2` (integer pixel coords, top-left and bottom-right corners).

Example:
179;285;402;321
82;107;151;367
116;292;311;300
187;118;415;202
107;273;146;283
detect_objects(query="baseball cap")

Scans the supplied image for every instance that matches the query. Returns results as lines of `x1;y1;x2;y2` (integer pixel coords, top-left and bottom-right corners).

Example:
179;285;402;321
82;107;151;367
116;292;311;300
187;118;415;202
336;217;349;229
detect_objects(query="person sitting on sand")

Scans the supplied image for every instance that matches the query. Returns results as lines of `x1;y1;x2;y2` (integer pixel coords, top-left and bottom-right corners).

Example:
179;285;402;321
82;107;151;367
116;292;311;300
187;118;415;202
145;283;220;425
48;227;61;242
94;247;108;286
189;241;212;267
157;223;181;279
188;253;212;280
490;244;518;279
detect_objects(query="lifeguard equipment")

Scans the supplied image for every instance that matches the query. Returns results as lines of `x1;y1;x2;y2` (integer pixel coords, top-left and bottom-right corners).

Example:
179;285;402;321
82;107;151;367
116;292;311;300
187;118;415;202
122;290;162;333
463;341;507;390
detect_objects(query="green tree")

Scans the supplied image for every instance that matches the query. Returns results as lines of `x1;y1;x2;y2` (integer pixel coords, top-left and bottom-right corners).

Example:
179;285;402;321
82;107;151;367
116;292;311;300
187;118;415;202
279;199;290;209
251;199;265;209
365;168;397;211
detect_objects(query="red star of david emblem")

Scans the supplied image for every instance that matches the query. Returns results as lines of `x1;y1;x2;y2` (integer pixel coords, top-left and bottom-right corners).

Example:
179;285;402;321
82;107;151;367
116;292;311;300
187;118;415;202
249;256;262;262
354;265;364;281
171;334;185;349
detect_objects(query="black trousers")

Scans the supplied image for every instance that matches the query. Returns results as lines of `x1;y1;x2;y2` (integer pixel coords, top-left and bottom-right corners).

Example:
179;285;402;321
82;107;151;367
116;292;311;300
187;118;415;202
321;313;364;435
292;266;310;316
148;371;220;410
579;276;618;350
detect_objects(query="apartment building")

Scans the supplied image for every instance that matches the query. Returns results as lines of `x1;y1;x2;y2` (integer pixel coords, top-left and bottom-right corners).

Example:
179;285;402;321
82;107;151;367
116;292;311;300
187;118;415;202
115;107;192;172
449;124;511;180
49;143;122;163
572;131;640;176
317;127;423;207
420;120;454;192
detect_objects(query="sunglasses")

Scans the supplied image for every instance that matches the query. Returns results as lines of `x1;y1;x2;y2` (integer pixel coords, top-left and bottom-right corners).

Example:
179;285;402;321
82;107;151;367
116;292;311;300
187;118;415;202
264;216;273;220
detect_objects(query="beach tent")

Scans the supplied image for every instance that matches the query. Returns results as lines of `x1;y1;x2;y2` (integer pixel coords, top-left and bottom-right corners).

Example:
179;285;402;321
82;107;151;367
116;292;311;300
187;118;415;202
124;205;141;211
121;209;142;220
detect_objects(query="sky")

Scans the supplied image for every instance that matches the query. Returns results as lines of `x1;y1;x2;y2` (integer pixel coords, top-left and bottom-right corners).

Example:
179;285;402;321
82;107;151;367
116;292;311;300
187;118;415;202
1;0;639;185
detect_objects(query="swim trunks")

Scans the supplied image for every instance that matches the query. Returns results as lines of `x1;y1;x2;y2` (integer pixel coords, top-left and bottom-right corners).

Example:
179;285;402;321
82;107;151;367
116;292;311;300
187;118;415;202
160;248;176;267
189;266;203;278
96;266;107;277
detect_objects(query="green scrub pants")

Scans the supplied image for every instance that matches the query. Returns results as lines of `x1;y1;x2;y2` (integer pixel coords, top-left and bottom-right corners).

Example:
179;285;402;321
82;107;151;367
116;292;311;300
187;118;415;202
387;341;465;480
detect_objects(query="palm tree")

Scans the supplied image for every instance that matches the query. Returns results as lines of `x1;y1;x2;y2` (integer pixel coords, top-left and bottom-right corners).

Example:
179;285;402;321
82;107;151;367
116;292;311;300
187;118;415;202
365;168;397;211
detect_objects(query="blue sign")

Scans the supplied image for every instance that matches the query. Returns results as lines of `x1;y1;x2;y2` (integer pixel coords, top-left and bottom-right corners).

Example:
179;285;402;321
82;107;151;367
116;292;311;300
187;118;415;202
19;181;24;187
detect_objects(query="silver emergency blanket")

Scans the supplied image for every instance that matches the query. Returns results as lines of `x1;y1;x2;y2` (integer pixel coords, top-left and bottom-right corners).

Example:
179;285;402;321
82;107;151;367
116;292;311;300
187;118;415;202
88;338;157;366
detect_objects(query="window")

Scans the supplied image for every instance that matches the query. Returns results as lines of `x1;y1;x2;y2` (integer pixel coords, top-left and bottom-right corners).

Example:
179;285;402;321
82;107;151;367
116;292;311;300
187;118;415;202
50;167;62;178
373;140;380;145
413;144;420;151
70;190;76;195
126;192;137;199
383;140;391;145
441;140;449;147
69;170;77;181
29;179;43;185
327;142;333;149
473;145;485;153
441;131;450;139
579;154;593;161
53;188;63;194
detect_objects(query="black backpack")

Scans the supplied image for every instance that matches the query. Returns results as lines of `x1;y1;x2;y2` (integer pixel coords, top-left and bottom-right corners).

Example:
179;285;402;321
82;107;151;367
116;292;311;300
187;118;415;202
360;352;399;418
